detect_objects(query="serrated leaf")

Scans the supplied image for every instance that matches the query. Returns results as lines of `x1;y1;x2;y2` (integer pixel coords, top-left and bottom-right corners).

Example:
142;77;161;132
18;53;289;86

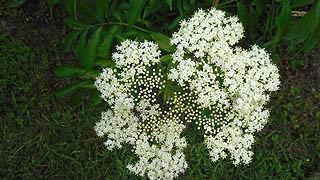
61;31;81;52
53;65;85;77
75;30;88;63
150;32;175;52
127;0;147;28
98;25;119;58
83;26;103;69
55;81;91;97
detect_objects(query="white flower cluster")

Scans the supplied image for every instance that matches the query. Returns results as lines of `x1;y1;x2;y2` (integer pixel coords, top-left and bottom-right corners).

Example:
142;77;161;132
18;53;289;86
169;8;280;165
94;8;280;180
95;40;188;180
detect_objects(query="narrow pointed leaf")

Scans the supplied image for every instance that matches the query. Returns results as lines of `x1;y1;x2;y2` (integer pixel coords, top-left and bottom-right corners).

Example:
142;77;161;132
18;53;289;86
83;26;103;69
53;65;85;77
127;0;147;28
150;32;175;52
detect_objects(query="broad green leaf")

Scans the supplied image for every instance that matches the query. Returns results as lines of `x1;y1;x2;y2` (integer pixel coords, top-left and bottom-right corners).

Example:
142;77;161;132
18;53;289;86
89;89;101;106
271;0;291;47
177;0;184;15
167;0;173;10
53;65;85;77
292;0;315;8
160;54;173;64
237;2;249;28
127;0;147;28
61;31;81;52
83;26;103;69
95;59;116;67
150;32;175;52
64;17;88;29
80;70;100;79
55;81;91;97
301;23;320;52
277;0;291;34
143;0;164;18
95;0;110;20
75;30;88;63
285;1;319;42
168;15;184;30
98;25;119;58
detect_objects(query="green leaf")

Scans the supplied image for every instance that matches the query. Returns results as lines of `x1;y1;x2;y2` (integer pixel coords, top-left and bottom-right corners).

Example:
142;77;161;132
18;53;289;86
95;0;110;20
61;31;81;52
83;26;103;69
75;30;88;63
98;25;119;58
53;65;85;77
64;17;88;29
167;0;173;10
160;54;173;64
163;80;182;101
277;0;291;34
271;0;291;47
143;0;164;18
55;81;91;97
95;59;116;68
127;0;147;28
80;70;100;79
301;23;320;52
292;0;315;8
237;2;249;28
253;0;265;16
150;32;175;52
89;89;101;105
285;1;319;42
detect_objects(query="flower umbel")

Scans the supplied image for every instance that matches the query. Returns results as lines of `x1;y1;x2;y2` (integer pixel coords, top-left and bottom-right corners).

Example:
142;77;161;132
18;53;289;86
94;8;280;180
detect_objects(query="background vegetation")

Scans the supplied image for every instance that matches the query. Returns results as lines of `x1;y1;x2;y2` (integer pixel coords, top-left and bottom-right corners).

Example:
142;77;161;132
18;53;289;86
1;0;319;179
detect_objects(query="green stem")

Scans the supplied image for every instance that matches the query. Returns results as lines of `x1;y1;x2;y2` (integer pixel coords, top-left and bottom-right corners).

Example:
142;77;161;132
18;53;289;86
88;22;149;33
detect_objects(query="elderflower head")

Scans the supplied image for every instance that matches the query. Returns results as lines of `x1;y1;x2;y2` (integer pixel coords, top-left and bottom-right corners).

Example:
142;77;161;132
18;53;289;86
94;8;280;180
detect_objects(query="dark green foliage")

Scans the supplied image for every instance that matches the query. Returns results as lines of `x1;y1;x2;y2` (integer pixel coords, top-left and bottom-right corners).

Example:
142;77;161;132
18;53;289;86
51;0;319;106
1;0;317;179
0;3;319;177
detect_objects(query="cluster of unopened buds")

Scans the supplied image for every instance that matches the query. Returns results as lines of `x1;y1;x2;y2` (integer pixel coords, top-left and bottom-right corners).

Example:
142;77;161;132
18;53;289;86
94;8;280;180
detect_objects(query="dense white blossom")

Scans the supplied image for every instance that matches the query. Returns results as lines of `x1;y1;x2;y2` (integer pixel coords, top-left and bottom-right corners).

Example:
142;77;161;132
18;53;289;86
94;8;280;180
